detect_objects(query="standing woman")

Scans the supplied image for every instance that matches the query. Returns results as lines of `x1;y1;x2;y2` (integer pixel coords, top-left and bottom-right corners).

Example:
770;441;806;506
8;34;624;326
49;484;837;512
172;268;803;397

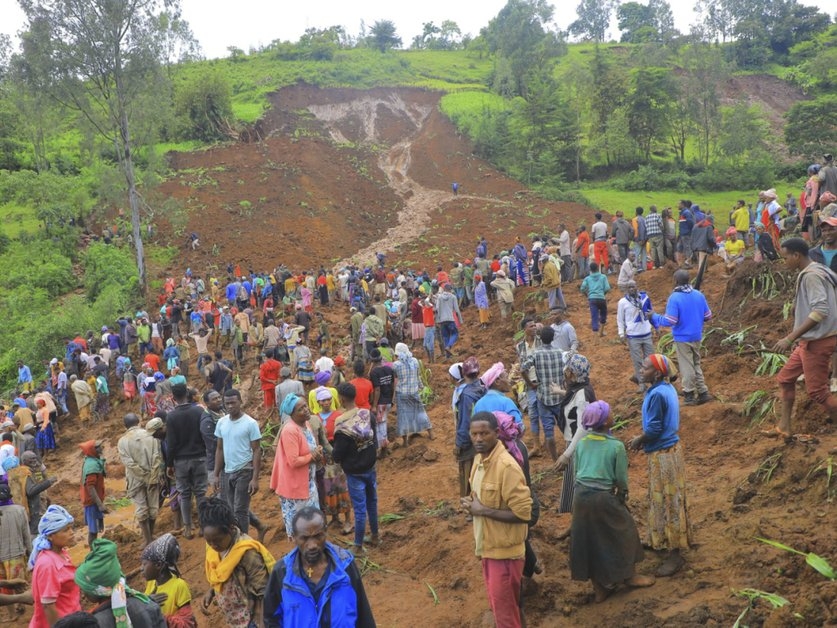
392;343;434;447
35;399;56;461
571;401;654;601
0;484;30;622
293;338;315;390
269;394;323;540
555;354;597;522
474;275;490;329
29;505;82;626
629;354;693;577
319;392;354;535
200;497;275;628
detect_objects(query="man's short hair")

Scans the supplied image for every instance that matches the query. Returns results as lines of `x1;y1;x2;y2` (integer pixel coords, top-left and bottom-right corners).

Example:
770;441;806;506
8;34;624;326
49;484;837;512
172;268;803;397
337;382;356;401
470;411;498;429
292;506;326;534
223;388;242;400
781;237;809;256
539;325;555;345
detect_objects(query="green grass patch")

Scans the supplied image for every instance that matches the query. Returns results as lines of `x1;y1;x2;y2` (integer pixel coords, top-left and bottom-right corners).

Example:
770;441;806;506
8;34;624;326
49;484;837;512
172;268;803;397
0;203;41;237
579;185;759;217
145;245;179;267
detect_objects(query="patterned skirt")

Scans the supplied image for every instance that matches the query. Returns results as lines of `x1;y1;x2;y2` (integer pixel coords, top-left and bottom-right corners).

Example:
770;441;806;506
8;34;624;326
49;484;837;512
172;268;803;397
0;555;27;594
558;456;575;514
323;462;351;517
395;392;431;436
646;442;693;551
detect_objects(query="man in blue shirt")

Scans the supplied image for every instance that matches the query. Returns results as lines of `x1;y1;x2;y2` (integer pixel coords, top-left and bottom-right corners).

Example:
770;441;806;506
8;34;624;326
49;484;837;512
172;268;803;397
263;506;375;628
676;200;695;269
454;357;485;500
651;270;712;405
17;361;33;393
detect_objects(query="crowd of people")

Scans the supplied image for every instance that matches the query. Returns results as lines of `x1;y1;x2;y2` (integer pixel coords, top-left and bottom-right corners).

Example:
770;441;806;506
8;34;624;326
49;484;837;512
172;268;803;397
1;154;836;627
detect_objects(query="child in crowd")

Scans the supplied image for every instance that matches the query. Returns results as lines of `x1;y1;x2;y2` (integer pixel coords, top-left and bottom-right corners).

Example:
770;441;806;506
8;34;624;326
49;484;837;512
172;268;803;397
142;533;197;627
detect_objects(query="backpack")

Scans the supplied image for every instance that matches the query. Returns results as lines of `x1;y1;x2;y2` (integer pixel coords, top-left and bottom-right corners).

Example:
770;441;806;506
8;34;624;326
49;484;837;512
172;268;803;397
236;284;248;301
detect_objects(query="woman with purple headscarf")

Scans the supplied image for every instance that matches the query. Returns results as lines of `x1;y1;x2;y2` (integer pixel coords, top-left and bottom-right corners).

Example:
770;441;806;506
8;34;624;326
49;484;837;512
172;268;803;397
570;401;654;602
307;370;340;414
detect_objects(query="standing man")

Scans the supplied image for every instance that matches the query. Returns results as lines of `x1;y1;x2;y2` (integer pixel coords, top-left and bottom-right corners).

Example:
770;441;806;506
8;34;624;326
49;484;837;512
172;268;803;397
772;238;837;437
461;411;532;628
117;413;162;545
349;307;364;363
645;206;665;268
591;213;609;271
454;358;485;501
17;361;33;393
515;318;543;455
521;326;565;462
550;308;579;353
436;284;463;359
633;207;648;272
651;270;712;406
677;200;695;269
212;389;262;534
263;506;376;627
575;225;590;280
490;271;516;321
165;383;208;539
558;224;573;283
617;281;655;393
611;211;634;264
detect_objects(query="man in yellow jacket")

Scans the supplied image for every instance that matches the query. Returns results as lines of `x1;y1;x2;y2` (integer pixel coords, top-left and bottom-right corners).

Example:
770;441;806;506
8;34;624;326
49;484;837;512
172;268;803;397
462;411;533;628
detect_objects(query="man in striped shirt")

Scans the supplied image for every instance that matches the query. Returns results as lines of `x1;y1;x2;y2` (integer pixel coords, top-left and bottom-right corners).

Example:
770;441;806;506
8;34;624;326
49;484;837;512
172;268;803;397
645;205;665;268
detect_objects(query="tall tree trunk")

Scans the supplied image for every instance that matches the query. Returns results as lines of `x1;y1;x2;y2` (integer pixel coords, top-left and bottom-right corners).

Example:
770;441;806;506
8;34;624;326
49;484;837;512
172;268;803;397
115;68;146;294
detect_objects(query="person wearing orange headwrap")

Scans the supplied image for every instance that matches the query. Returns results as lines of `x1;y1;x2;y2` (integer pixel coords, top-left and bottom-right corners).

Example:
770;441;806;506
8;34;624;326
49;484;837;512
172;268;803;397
628;355;691;579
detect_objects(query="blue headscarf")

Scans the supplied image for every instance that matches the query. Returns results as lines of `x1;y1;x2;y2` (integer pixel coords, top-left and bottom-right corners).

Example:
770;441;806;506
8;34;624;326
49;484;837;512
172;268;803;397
280;393;301;418
29;505;74;568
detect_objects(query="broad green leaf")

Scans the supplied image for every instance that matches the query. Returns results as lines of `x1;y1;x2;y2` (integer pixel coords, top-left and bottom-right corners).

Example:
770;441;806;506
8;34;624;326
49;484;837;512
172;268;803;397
805;553;836;580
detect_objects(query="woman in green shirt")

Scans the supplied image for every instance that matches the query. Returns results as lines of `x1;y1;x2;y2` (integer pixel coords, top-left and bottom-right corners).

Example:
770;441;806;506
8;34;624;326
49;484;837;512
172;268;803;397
569;400;655;602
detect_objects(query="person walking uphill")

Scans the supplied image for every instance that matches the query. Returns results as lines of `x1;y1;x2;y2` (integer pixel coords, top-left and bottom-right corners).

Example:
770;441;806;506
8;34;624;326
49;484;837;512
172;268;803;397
461;411;532;628
436;284;462;359
263;506;376;628
580;263;611;336
617;281;655;393
770;238;837;440
651;270;712;406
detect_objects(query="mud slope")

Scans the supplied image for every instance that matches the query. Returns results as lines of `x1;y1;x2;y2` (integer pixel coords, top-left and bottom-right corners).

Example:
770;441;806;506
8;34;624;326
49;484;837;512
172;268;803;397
19;85;836;628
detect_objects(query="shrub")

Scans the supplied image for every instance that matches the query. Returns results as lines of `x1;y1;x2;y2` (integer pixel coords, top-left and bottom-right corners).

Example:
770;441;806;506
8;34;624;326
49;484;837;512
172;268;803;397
83;242;139;301
175;70;234;142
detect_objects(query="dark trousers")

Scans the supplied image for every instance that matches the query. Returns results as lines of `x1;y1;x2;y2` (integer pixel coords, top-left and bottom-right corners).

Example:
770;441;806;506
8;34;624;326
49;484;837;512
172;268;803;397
588;299;607;331
221;466;253;533
173;457;208;529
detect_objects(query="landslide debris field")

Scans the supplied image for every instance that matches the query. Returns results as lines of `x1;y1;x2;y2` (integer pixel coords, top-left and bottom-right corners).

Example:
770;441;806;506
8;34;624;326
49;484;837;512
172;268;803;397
33;86;836;628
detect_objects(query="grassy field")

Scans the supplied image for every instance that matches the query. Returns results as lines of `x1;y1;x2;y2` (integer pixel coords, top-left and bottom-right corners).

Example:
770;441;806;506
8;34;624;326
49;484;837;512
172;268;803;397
578;186;770;218
0;203;40;237
173;48;493;124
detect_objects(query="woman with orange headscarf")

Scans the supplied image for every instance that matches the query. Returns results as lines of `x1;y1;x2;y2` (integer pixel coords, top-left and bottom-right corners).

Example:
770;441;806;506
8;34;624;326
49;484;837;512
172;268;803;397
629;354;692;579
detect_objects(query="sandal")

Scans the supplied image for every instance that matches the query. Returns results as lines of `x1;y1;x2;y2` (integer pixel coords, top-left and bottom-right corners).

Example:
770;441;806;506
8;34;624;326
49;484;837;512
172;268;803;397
760;426;790;440
792;433;818;444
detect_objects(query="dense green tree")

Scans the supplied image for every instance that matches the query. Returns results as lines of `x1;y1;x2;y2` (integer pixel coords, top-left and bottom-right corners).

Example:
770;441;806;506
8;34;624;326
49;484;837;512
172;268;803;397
681;43;725;164
785;95;837;157
626;66;675;161
17;0;192;293
618;0;676;43
718;102;770;164
569;0;620;43
175;69;233;141
482;0;565;97
369;20;402;52
586;48;629;167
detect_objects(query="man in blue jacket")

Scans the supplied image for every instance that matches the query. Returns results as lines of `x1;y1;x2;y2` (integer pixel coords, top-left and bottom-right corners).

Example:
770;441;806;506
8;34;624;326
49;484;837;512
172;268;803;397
651;270;712;405
264;506;376;628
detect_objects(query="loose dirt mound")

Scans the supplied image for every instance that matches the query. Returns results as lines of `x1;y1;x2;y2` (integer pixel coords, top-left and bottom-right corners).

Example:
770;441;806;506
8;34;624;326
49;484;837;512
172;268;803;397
23;87;836;628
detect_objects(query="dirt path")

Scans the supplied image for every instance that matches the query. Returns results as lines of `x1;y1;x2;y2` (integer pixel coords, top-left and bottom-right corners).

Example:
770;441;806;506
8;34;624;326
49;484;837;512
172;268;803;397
307;94;507;267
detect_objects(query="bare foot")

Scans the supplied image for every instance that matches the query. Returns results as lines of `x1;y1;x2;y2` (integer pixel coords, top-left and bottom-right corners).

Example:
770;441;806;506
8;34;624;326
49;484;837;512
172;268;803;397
626;574;655;587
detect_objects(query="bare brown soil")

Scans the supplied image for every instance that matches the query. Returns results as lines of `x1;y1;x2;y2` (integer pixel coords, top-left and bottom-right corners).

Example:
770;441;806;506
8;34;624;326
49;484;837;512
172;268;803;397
24;86;836;628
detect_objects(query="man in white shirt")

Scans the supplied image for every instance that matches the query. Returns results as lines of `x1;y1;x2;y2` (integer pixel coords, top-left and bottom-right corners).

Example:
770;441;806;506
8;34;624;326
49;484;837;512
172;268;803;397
591;212;610;271
618;251;636;291
617;281;654;392
558;224;573;283
315;348;335;374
